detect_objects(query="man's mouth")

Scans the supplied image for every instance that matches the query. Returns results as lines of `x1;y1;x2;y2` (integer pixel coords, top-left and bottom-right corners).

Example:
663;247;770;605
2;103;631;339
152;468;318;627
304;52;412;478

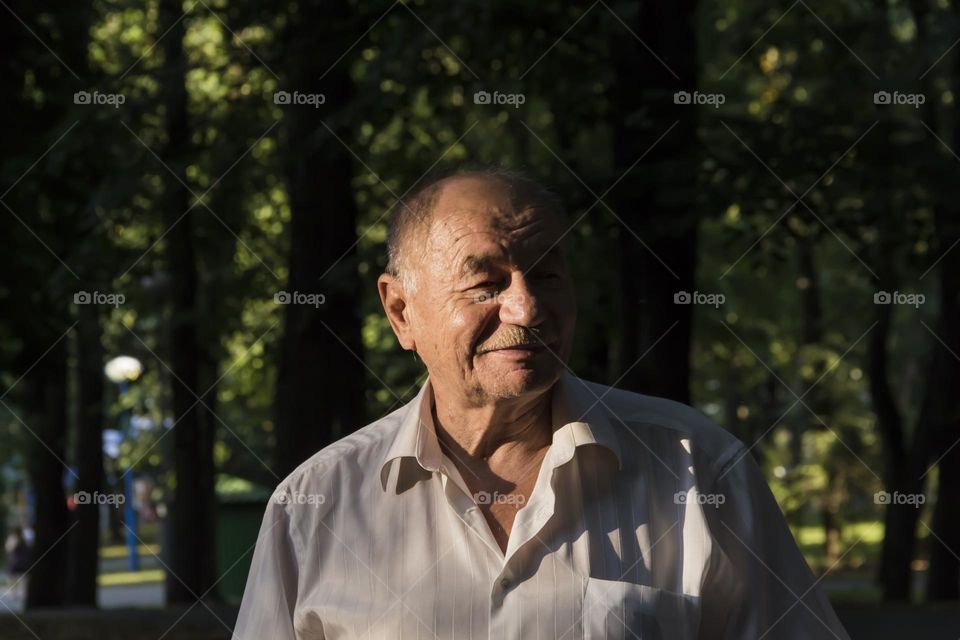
474;325;557;356
493;344;540;351
477;342;555;355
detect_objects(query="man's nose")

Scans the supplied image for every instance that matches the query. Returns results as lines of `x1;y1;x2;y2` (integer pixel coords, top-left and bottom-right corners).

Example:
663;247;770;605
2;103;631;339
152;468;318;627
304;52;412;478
498;274;544;327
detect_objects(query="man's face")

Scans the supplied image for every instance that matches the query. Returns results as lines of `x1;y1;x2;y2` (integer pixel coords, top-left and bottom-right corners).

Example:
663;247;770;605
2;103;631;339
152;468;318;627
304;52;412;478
398;176;576;405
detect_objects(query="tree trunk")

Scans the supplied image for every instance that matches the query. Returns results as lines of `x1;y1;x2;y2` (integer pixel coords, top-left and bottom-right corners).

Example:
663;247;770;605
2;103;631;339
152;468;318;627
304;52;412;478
928;445;960;599
158;0;217;604
925;212;960;600
870;261;913;599
25;341;71;608
609;0;699;404
66;303;105;606
795;233;842;563
0;0;96;611
274;0;365;478
863;16;921;588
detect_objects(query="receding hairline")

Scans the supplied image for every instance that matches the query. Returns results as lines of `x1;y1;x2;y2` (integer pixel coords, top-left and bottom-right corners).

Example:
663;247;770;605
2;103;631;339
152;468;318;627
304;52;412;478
384;169;565;287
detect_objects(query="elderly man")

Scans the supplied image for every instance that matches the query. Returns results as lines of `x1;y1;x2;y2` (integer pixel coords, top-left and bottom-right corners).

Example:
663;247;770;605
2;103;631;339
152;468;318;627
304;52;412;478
234;169;850;639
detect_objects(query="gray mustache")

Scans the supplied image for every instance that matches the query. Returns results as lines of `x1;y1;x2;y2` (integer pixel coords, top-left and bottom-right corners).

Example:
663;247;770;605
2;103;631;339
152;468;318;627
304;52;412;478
476;326;553;354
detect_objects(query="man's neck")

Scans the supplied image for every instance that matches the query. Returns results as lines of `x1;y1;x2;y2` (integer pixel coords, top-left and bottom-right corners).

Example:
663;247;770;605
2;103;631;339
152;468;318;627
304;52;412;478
430;380;558;551
430;381;555;469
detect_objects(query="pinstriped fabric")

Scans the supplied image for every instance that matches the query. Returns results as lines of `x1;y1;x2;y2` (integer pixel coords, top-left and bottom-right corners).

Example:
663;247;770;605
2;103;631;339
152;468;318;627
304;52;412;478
234;372;851;640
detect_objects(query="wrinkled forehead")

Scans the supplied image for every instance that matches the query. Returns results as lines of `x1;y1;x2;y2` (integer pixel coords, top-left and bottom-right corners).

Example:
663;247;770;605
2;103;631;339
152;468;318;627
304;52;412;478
423;176;566;261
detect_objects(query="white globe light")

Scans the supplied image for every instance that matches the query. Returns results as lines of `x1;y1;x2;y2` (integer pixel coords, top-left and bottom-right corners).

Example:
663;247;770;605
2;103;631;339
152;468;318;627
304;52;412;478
104;356;143;383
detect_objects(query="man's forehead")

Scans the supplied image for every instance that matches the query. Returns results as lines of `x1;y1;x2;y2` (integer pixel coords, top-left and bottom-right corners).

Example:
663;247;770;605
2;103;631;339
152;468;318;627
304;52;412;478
426;175;562;243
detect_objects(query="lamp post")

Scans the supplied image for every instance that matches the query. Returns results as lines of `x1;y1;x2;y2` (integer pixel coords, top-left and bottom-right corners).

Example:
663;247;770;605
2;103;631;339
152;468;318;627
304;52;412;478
104;356;143;572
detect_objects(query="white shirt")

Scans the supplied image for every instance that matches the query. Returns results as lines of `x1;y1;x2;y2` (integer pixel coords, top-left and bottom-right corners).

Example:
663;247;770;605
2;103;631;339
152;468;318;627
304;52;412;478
234;372;850;639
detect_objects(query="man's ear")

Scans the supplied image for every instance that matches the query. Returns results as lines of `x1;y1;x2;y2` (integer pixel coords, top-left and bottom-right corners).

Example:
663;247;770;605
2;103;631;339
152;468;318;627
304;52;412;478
377;273;417;352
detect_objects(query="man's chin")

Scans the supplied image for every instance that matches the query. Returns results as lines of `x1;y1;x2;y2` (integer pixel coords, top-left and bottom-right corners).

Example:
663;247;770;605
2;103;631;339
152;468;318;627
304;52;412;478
475;362;560;399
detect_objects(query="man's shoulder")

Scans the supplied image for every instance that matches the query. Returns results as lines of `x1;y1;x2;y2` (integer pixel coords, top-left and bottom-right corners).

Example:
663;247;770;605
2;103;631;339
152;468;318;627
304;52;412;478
577;377;745;464
274;402;407;494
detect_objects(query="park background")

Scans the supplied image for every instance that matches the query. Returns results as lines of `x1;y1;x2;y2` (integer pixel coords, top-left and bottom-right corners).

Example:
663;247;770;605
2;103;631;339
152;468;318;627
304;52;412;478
1;0;960;637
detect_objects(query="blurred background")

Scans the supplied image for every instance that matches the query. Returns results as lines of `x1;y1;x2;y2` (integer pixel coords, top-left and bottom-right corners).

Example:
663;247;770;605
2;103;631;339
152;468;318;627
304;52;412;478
1;0;959;637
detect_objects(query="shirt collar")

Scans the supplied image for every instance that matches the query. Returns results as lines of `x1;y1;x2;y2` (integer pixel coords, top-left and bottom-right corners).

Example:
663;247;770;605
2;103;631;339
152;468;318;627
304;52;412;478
379;371;622;492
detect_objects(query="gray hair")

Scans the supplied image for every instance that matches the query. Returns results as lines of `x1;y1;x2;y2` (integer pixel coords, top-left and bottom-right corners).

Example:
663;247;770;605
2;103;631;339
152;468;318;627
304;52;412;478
384;167;564;292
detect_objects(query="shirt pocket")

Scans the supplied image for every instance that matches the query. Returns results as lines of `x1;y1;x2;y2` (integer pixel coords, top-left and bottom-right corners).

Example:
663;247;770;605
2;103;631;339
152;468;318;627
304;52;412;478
582;578;700;640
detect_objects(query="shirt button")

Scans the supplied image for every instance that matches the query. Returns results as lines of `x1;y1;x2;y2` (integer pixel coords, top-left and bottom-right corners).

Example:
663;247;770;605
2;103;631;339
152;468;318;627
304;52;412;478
500;577;510;589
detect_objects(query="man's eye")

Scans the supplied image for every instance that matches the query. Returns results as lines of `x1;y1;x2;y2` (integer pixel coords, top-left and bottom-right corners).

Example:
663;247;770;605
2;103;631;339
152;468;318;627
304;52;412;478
471;283;500;304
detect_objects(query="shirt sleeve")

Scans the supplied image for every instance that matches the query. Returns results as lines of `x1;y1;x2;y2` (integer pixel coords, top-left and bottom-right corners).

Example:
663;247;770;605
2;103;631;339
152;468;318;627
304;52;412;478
233;494;305;639
698;443;851;640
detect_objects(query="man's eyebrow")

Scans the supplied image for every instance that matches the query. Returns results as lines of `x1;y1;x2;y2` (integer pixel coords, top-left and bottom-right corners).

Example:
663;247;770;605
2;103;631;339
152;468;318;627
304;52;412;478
459;254;497;278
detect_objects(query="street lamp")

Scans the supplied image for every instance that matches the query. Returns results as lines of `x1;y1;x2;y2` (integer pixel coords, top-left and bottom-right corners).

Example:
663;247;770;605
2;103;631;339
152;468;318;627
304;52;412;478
104;356;143;385
104;355;143;572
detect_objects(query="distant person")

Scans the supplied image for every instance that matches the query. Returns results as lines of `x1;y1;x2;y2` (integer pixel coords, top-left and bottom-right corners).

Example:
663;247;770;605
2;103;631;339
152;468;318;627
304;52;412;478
4;526;31;599
235;169;850;638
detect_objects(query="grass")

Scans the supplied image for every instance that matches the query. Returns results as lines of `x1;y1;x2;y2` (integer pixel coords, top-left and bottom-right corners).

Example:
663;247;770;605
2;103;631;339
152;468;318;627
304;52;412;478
98;530;165;586
97;569;165;587
794;520;886;549
99;544;160;559
790;519;939;604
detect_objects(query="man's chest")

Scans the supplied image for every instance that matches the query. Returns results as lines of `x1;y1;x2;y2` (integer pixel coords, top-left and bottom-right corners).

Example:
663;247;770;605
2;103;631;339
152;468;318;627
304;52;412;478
293;462;709;639
295;554;700;640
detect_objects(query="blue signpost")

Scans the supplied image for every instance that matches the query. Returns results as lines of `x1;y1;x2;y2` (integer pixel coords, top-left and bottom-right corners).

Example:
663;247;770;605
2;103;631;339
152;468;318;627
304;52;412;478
105;356;143;573
119;379;139;572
